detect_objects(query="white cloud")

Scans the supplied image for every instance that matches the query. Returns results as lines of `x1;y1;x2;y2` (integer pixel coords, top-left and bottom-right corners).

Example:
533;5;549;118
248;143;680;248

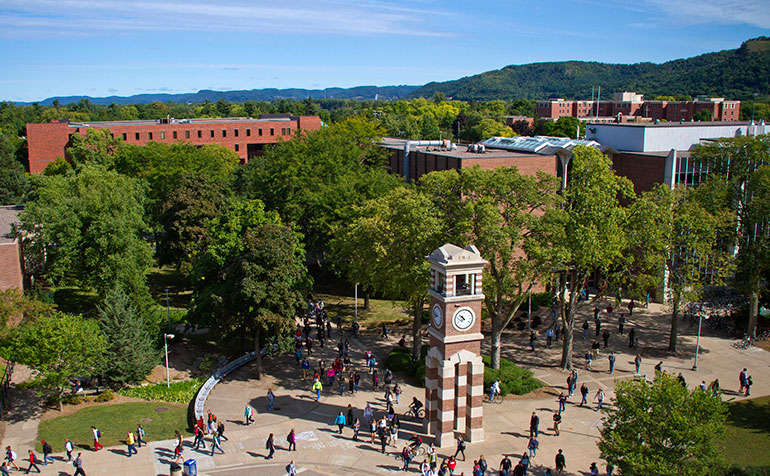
0;0;455;37
637;0;770;28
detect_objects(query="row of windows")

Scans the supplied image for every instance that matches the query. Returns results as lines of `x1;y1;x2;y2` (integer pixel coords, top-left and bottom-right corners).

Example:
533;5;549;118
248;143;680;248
120;127;290;142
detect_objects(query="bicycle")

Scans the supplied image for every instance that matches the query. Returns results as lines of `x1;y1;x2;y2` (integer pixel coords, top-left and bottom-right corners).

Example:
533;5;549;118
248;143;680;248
485;392;503;404
394;443;426;461
404;406;425;420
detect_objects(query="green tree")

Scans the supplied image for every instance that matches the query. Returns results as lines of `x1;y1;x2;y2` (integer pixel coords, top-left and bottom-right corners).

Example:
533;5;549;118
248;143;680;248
157;174;231;274
421;167;560;368
18;165;153;302
540;116;585;139
237;117;400;258
67;128;125;168
9;312;107;410
41;157;72;176
0;289;55;337
541;146;634;370
692;135;770;338
0;133;28;204
333;186;444;359
598;373;727;476
195;225;310;376
97;287;160;386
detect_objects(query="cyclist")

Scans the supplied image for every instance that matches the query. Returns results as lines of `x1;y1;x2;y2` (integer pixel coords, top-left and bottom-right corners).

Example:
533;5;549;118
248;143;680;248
408;434;423;452
409;397;423;416
489;380;501;401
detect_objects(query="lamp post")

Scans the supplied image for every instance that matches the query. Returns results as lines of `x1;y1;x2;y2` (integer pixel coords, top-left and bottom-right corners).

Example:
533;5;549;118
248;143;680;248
354;283;359;322
164;333;175;388
164;288;170;329
692;314;708;371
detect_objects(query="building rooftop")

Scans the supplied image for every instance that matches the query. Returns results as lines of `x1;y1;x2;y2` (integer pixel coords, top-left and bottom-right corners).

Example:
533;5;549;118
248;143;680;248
0;205;22;245
65;115;302;128
381;137;546;159
587;121;754;129
482;135;607;155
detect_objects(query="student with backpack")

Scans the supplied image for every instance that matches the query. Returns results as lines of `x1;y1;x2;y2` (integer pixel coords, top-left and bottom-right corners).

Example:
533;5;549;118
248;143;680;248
91;427;103;451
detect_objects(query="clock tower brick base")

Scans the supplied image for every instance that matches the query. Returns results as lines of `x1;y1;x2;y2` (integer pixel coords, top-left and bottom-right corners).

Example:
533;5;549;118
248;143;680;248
424;244;487;447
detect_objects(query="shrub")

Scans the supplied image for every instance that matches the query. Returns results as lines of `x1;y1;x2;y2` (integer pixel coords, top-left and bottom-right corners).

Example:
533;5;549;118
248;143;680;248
119;378;204;404
198;354;216;374
530;292;554;311
60;393;83;405
482;355;543;396
386;350;412;372
94;389;115;402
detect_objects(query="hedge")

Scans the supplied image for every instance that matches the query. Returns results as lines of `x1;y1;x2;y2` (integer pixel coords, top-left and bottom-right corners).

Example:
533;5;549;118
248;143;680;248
482;355;543;396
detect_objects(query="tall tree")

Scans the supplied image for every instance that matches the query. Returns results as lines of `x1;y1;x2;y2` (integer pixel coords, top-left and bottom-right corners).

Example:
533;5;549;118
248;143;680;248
333;186;445;360
421;167;560;368
8;312;107;410
18;165;153;303
67;128;125;168
540;146;634;370
98;287;160;386
0;133;29;204
598;373;727;476
692;135;770;338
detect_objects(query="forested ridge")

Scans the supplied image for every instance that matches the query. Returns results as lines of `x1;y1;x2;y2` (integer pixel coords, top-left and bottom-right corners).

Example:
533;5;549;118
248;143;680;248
413;37;770;101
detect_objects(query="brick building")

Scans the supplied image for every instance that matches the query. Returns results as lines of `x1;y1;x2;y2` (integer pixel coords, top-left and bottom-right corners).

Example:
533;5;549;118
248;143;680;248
536;91;740;123
0;206;24;292
25;114;323;174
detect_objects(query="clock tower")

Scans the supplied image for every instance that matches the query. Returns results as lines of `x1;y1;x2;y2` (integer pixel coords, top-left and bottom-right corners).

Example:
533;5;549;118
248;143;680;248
425;243;487;447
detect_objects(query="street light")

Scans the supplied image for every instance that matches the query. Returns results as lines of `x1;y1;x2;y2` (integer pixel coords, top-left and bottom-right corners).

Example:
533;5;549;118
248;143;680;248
354;282;359;322
164;333;175;388
692;314;709;371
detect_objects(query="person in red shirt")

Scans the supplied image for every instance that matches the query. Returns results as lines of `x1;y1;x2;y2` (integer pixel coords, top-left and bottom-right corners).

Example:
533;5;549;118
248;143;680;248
26;449;41;473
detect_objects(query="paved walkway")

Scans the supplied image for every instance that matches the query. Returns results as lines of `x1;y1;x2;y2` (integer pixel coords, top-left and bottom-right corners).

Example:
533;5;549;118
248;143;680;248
3;301;770;476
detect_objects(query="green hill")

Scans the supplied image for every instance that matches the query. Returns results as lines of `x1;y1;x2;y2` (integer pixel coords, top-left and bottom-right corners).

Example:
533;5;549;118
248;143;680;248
413;37;770;101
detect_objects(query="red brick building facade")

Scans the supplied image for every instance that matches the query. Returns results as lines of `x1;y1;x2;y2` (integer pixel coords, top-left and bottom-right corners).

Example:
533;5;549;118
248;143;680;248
536;92;740;123
0;206;24;292
26;115;323;173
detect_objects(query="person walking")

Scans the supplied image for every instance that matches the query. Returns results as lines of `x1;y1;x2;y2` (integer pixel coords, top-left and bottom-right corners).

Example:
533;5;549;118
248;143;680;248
373;370;379;390
40;441;53;465
580;383;589;406
529;331;536;351
245;405;254;425
629;328;637;348
211;432;224;456
617;314;625;335
499;455;513;476
174;431;185;463
25;449;41;474
136;424;146;448
552;412;562;436
453;435;466;461
401;445;412;471
301;358;310;380
557;392;566;413
555;449;566;475
585;351;593;370
126;431;137;457
528;437;539;458
354;371;361;392
545;328;554;348
265;433;274;459
627;299;635;316
608;352;616;374
0;461;9;476
739;368;748;393
73;453;86;476
287;428;296;451
347;404;355;428
566;374;574;397
193;425;206;450
267;388;275;411
745;375;753;396
602;330;610;348
595;389;605;410
353;418;361;441
91;427;103;451
634;354;642;375
5;448;19;472
582;320;590;340
312;379;323;401
334;411;346;434
529;412;539;438
64;438;74;462
288;460;297;476
217;421;228;441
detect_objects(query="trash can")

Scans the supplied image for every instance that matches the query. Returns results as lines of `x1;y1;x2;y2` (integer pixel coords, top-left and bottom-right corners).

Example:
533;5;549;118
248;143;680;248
183;459;197;476
170;462;182;476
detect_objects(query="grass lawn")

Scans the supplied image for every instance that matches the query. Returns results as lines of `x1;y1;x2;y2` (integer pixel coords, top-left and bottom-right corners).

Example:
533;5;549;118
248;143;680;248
37;402;189;453
313;291;407;328
722;395;770;468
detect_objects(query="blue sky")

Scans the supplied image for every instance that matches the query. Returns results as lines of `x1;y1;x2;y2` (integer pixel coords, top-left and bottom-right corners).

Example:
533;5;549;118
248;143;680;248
1;0;769;102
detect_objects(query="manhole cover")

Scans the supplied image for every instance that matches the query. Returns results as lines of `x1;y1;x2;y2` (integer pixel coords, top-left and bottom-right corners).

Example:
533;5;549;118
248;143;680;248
154;407;168;413
141;417;153;423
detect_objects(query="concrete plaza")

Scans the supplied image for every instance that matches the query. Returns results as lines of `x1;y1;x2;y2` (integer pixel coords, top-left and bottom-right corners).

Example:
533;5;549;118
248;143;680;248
3;301;769;476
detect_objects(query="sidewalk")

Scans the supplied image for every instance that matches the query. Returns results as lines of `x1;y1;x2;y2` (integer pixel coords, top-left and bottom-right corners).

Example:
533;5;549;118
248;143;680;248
3;301;769;476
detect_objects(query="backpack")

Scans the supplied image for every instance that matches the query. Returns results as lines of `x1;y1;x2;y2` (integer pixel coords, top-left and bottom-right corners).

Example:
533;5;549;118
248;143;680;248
97;430;101;438
459;440;466;450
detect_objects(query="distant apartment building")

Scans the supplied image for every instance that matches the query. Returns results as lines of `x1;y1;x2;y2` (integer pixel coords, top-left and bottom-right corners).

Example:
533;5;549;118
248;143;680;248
25;114;324;174
536;92;740;123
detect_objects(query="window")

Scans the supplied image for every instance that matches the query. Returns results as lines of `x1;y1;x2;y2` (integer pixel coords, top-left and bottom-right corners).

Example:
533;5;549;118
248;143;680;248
160;132;165;140
234;144;239;152
270;128;274;136
185;131;190;139
122;133;127;140
258;128;263;136
173;131;178;139
246;128;251;137
148;132;153;140
197;130;202;138
210;130;215;138
234;129;239;137
135;132;140;140
222;130;227;138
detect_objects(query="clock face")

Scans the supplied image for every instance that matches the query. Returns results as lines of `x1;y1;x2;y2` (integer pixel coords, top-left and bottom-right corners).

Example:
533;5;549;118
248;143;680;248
432;304;443;328
453;308;475;331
